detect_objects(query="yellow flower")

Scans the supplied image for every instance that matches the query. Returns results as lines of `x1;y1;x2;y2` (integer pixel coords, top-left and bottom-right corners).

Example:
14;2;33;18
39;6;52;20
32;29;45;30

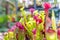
8;31;14;38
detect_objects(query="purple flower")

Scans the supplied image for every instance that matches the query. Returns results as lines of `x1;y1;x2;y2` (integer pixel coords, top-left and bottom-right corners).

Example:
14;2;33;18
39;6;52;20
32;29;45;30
32;28;36;35
33;15;42;24
10;25;17;31
43;2;51;10
58;28;60;35
16;22;24;30
33;15;38;20
29;8;35;14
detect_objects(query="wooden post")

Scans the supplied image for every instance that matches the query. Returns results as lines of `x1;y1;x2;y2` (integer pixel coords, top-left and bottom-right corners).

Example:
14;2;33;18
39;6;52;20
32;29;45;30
34;0;36;10
5;0;10;28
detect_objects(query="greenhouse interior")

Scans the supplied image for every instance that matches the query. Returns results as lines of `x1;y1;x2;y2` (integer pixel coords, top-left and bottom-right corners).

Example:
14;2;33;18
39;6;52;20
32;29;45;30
0;0;60;40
